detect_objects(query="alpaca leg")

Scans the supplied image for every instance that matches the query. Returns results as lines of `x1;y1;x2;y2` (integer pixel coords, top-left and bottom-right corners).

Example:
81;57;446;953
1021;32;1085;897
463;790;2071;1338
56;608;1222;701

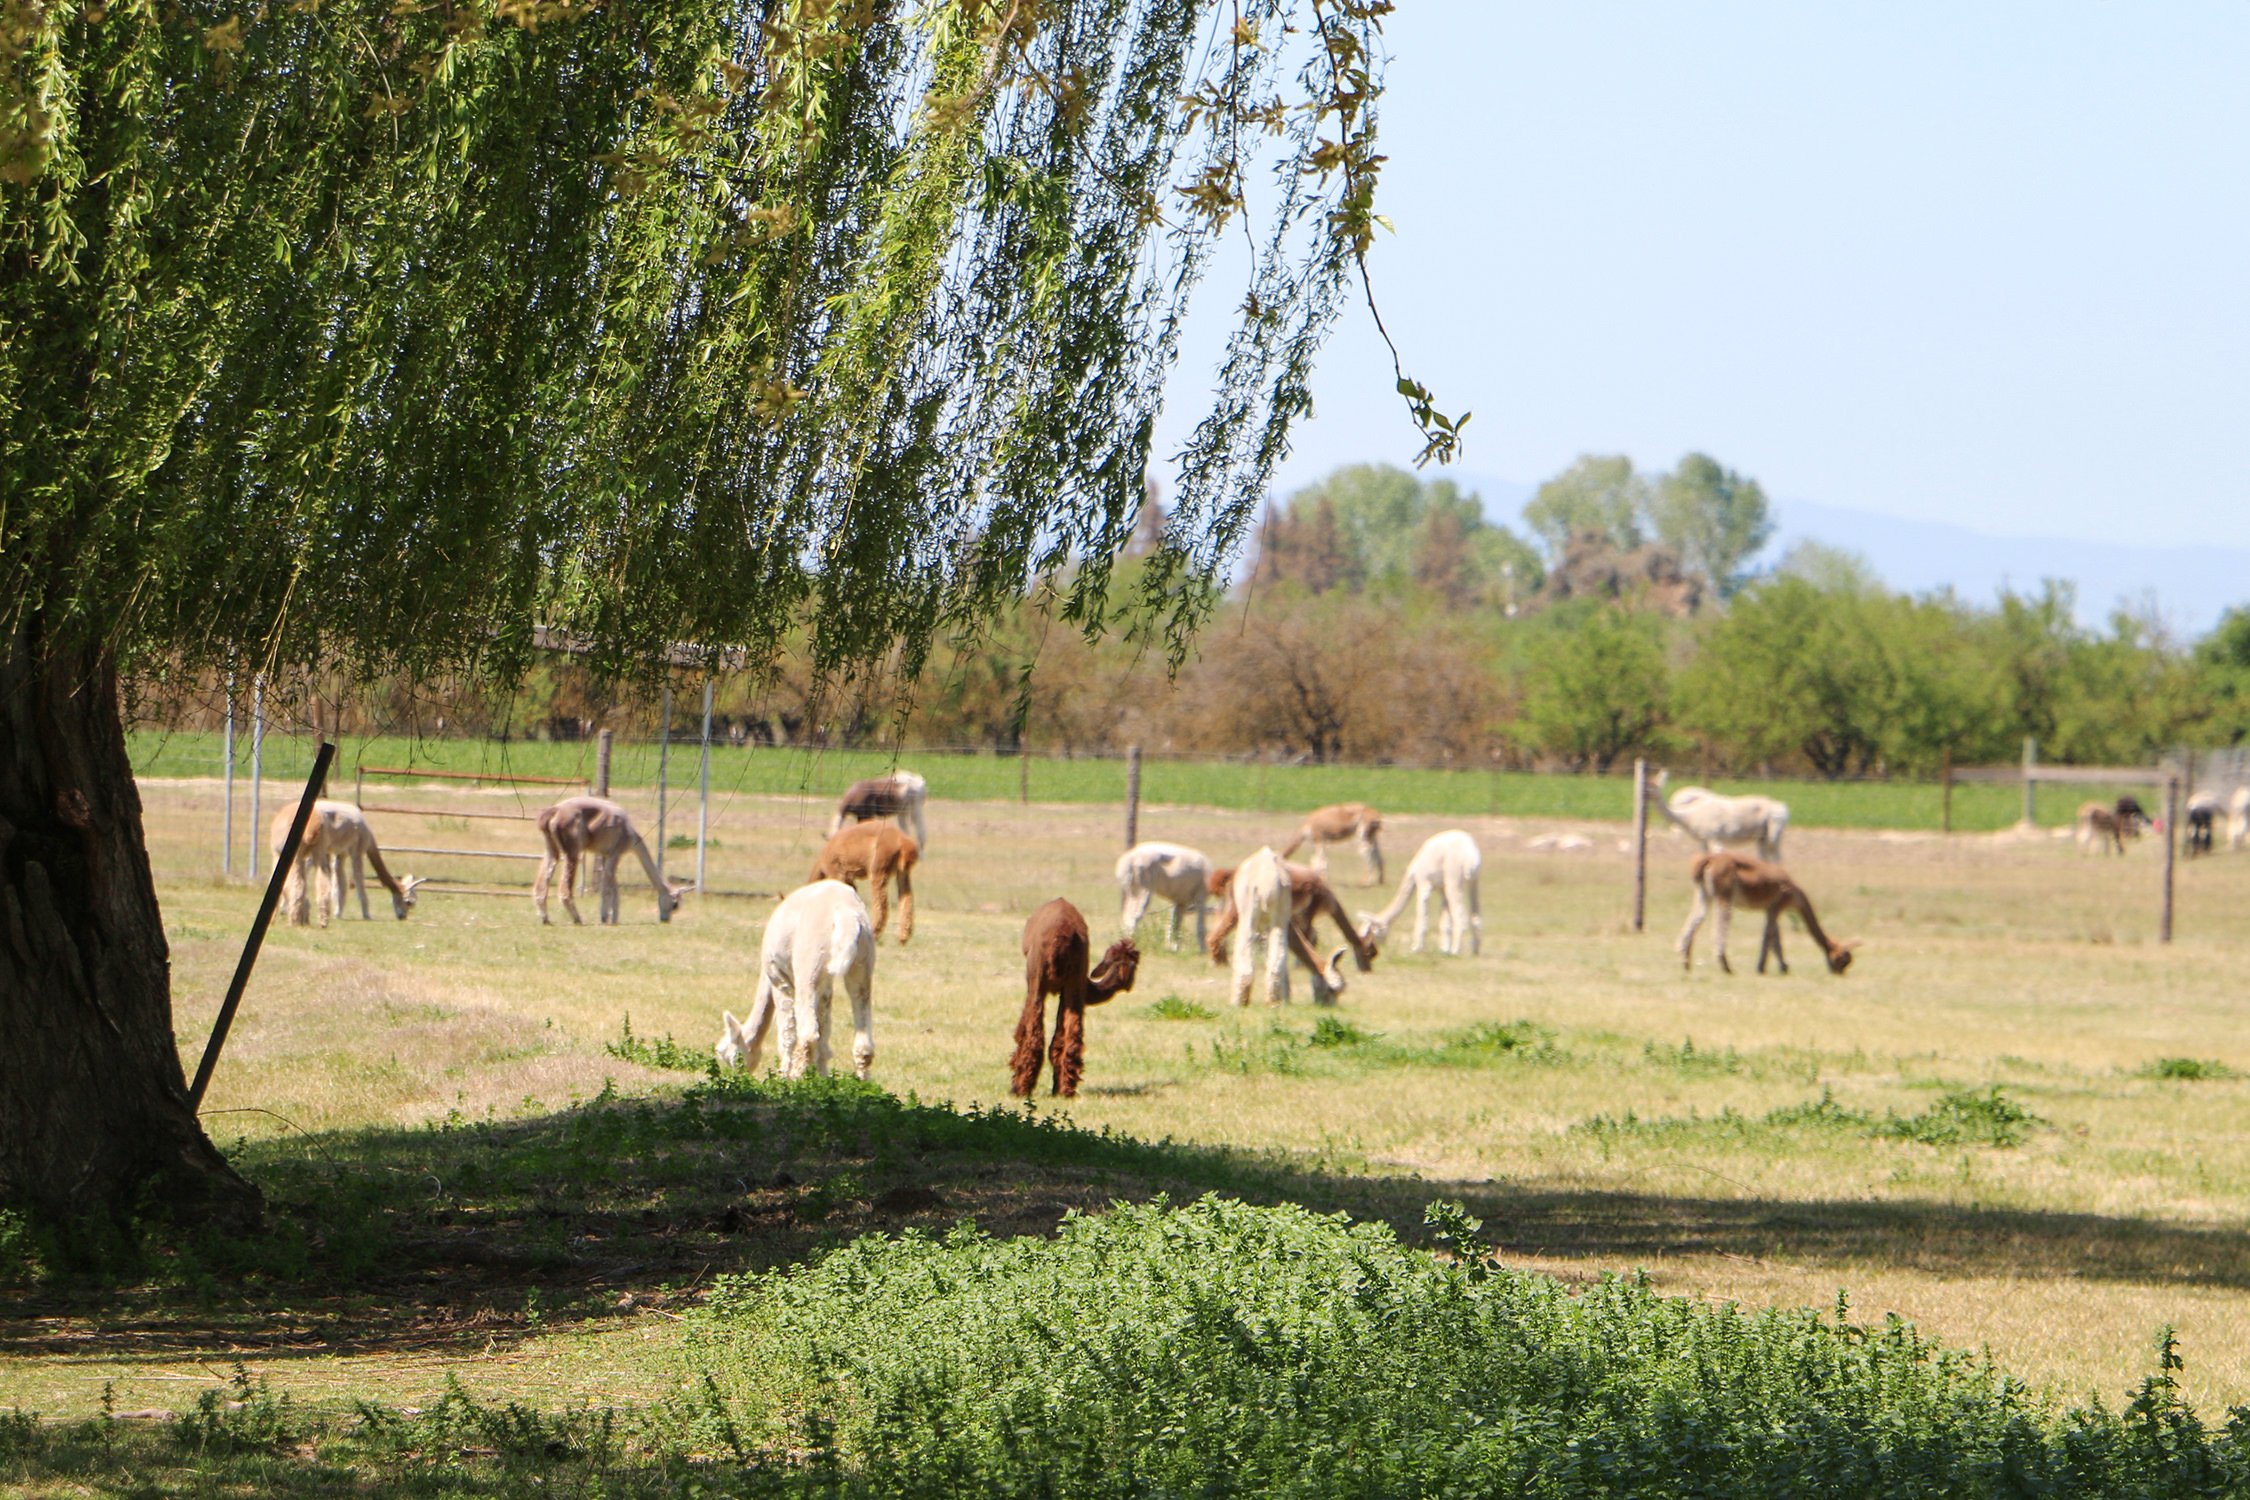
866;874;889;938
559;851;584;925
1758;911;1788;975
1714;900;1734;975
893;866;914;943
808;971;834;1076
1438;874;1463;956
1165;898;1184;952
1359;830;1384;888
1264;921;1290;1006
315;856;337;929
1229;916;1256;1008
1010;974;1050;1095
600;854;622;924
1192;895;1207;956
352;850;372;920
1465;873;1482;956
533;848;557;924
1050;993;1086;1097
847;961;874;1081
1677;888;1710;971
284;854;312;926
1412;882;1432;954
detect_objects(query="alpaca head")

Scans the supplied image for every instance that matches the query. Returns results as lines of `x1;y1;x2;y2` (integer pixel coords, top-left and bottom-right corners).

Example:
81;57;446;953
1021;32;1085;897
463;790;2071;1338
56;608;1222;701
390;874;428;920
1319;945;1350;993
715;1010;751;1070
1092;938;1142;994
1205;867;1234;898
1825;940;1860;976
661;880;693;923
1355;912;1388;945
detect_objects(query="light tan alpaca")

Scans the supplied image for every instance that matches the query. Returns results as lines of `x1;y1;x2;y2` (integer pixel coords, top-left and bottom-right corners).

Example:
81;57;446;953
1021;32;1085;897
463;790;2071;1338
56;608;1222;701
268;801;424;928
1206;853;1358;1004
808;822;918;943
1677;852;1856;976
1279;803;1385;887
533;796;689;925
1357;830;1481;956
716;880;877;1081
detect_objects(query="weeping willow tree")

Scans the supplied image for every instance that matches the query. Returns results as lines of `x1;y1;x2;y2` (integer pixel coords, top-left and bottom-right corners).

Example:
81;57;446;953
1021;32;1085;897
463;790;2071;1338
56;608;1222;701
0;0;1457;1223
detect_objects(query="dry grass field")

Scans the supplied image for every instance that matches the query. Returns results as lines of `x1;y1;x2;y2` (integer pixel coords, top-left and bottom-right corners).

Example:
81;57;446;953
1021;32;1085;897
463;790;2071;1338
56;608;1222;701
8;774;2250;1423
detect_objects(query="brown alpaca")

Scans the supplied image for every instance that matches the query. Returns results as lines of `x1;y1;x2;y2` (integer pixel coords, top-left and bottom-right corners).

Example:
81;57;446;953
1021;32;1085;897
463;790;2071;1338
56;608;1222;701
1677;852;1856;976
1011;898;1140;1098
1206;862;1378;974
2075;800;2142;856
808;823;918;943
1280;803;1385;886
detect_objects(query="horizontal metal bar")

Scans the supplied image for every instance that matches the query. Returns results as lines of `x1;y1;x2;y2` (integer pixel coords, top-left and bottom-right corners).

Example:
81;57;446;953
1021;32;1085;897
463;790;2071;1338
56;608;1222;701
1949;767;2179;786
384;845;546;860
412;885;537;896
356;804;546;822
358;764;587;787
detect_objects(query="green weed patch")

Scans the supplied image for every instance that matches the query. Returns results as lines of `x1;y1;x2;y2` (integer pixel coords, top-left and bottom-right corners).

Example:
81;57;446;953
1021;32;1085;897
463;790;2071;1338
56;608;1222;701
1579;1087;2043;1152
1142;994;1216;1021
2136;1057;2244;1082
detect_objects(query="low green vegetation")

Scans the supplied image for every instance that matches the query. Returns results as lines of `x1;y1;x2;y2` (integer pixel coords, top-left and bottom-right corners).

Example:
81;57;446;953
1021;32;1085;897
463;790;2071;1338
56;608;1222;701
2137;1057;2245;1082
1580;1087;2043;1152
683;1197;2248;1497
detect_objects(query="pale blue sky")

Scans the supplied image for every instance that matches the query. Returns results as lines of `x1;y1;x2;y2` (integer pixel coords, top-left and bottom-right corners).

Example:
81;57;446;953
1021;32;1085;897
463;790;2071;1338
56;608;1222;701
1167;3;2250;554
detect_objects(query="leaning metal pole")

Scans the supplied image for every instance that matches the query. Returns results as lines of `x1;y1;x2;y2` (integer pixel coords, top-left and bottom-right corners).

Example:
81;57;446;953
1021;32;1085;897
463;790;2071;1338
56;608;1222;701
190;742;335;1110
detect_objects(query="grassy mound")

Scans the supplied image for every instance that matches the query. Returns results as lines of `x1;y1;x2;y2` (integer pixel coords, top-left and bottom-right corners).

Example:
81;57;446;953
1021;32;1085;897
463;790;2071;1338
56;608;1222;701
692;1196;2249;1498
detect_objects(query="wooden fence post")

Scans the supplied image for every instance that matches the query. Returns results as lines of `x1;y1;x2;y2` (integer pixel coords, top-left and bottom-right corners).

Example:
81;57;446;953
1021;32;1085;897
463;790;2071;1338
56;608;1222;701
594;728;613;798
1124;745;1142;849
1941;752;1954;835
655;686;672;882
697;677;714;893
2020;736;2037;828
1631;758;1649;933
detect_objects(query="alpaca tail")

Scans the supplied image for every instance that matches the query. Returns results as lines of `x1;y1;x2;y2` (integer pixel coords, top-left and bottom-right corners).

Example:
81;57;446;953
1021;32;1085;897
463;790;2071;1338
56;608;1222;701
828;903;868;983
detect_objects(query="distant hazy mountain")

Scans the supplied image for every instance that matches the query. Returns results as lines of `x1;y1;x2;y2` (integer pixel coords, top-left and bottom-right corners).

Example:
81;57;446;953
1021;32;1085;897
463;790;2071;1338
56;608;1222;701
1447;471;2247;637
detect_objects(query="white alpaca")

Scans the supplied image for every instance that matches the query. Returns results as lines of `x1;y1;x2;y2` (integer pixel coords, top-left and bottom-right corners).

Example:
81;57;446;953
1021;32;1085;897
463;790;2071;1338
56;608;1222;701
830;771;930;852
1224;847;1294;1007
2233;786;2250;852
1651;770;1788;862
716;880;877;1081
1116;840;1213;951
534;796;689;925
268;801;424;927
1357;830;1481;956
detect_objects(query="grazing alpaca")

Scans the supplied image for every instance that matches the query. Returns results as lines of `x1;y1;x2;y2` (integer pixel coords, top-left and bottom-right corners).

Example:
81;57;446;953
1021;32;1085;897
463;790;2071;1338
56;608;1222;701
1010;898;1142;1098
1205;858;1364;1003
1652;770;1788;862
1116;840;1213;951
1280;803;1385;887
1677;852;1856;976
2187;791;2220;857
1207;847;1299;1006
2075;800;2140;856
269;801;425;927
716;880;877;1080
808;822;918;943
830;771;930;852
534;796;689;924
1358;830;1482;956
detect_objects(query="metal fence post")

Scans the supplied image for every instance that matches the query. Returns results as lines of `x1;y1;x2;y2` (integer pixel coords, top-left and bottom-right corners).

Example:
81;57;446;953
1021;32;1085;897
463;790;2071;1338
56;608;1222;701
248;675;265;878
222;673;235;878
2161;774;2179;944
2020;736;2037;828
594;728;613;798
656;685;672;883
1631;758;1649;933
696;677;713;892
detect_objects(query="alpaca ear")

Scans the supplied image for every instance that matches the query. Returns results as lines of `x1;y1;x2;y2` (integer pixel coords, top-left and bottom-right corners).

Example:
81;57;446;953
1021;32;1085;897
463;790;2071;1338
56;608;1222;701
722;1010;742;1036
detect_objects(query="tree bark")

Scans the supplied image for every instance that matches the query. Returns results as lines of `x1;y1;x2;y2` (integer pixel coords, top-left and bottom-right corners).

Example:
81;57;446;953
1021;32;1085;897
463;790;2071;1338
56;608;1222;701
0;617;259;1230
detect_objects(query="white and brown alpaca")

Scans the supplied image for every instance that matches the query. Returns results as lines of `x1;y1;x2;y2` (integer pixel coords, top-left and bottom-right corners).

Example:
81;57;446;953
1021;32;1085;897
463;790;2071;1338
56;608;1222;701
1652;770;1789;862
268;801;425;928
1116;840;1213;951
1205;856;1362;1004
808;821;918;943
716;879;876;1080
1011;898;1142;1098
2186;791;2221;858
1677;852;1856;976
830;770;930;852
533;796;689;925
1280;803;1385;887
1358;829;1482;956
2074;800;2141;856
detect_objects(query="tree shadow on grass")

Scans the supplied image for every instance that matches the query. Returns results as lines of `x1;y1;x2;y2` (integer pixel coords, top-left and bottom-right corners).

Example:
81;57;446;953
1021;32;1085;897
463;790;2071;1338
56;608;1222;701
4;1071;2248;1369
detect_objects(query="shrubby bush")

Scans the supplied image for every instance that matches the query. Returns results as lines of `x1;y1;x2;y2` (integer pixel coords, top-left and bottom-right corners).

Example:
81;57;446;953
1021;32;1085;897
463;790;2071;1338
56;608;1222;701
690;1196;2250;1497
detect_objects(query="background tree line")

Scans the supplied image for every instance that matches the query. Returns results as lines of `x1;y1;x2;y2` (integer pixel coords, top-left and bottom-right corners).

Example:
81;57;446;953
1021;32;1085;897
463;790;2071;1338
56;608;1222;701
149;458;2250;780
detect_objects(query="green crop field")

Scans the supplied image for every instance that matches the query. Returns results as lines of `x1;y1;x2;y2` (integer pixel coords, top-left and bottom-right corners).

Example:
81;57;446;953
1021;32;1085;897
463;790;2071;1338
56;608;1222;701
7;775;2245;1494
125;727;2144;834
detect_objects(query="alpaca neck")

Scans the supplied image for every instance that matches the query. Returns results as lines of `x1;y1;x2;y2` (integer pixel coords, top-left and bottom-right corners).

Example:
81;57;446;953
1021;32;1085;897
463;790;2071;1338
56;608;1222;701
1788;891;1841;958
1369;871;1417;927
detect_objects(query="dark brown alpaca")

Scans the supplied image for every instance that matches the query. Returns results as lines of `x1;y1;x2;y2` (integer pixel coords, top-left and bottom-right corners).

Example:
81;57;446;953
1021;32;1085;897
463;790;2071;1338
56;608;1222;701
1677;851;1856;976
808;823;918;943
1011;898;1140;1098
1205;862;1379;973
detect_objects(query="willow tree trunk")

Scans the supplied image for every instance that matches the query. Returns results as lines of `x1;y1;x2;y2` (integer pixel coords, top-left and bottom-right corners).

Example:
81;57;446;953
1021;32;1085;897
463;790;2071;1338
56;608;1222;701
0;618;258;1228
